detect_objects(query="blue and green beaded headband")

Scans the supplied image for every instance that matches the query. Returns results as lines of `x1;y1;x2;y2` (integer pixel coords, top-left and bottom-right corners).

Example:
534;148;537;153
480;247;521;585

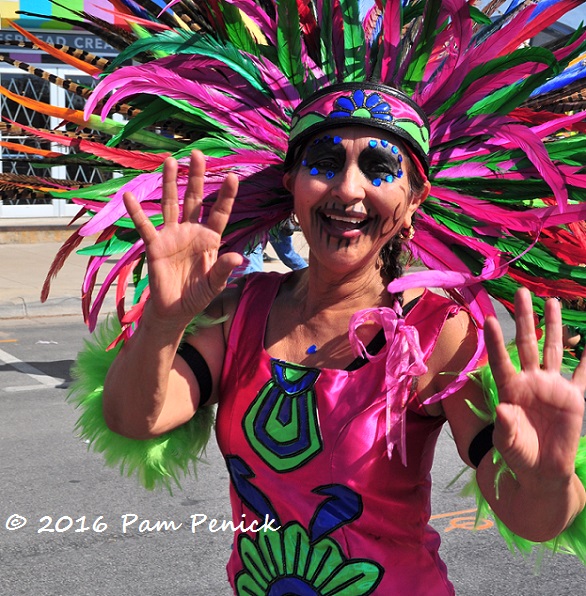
286;82;430;175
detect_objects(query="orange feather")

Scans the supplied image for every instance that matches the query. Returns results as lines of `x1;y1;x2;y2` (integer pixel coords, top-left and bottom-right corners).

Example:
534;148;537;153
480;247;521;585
0;140;62;158
0;84;90;127
7;20;102;77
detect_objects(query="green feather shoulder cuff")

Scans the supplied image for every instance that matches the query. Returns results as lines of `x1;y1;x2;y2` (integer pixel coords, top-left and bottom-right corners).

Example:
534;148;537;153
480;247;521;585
67;317;215;492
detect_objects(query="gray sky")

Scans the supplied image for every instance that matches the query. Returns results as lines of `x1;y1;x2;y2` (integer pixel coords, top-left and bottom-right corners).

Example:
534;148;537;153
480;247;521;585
475;1;586;28
560;5;586;28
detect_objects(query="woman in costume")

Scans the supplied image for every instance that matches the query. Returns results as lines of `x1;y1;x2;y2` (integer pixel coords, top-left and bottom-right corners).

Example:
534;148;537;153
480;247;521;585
101;82;586;594
2;0;586;592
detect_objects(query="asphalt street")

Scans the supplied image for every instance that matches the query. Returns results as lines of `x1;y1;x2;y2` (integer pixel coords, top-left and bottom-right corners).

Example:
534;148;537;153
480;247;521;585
1;316;585;595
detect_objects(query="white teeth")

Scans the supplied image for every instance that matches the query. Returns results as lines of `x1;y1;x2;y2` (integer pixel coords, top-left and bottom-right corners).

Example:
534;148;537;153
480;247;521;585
329;214;363;224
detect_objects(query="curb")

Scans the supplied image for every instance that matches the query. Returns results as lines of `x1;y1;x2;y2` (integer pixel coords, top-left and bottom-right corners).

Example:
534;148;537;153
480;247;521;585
0;297;116;321
0;220;85;245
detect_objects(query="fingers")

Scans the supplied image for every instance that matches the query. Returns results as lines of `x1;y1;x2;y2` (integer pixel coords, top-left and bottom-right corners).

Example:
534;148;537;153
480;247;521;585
485;314;517;391
128;149;237;246
542;296;563;372
208;252;244;294
572;348;586;394
161;156;180;225
514;288;541;372
166;150;236;235
182;150;205;224
123;190;157;245
207;172;239;235
494;402;520;452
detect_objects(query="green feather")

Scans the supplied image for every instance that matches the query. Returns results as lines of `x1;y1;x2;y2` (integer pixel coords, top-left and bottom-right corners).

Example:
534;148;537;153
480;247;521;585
128;22;169;59
68;317;215;492
469;5;492;26
220;0;259;57
436;46;558;117
339;0;366;82
435;177;554;203
107;30;197;69
468;68;557;117
111;101;186;147
319;0;336;82
50;175;137;201
132;273;149;306
276;0;305;90
110;31;266;94
82;114;183;151
402;0;442;92
77;231;140;257
546;136;586;166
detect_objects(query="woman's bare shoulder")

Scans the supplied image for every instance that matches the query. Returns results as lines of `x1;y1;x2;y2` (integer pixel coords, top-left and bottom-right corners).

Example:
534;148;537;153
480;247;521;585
417;303;480;412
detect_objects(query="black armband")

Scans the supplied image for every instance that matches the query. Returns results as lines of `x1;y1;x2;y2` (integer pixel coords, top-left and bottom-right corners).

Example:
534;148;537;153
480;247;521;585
176;342;213;407
468;423;495;468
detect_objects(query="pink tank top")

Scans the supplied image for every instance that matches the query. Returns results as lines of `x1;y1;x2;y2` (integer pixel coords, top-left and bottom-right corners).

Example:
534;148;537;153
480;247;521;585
216;272;462;595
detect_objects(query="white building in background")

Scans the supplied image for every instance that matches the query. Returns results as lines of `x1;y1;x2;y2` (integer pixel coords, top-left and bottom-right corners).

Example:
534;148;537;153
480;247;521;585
0;1;584;219
0;4;120;219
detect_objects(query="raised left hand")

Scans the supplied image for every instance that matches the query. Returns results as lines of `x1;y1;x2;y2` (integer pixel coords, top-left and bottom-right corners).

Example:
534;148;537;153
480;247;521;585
485;288;586;489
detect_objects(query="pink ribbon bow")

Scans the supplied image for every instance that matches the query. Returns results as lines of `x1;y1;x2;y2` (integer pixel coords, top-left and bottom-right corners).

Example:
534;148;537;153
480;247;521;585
349;305;428;466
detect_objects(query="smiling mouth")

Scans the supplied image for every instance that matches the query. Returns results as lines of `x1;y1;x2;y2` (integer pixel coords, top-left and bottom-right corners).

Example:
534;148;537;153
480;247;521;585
318;210;370;237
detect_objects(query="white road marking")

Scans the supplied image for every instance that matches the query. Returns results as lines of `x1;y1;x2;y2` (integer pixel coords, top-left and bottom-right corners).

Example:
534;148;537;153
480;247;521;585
4;385;56;393
0;347;62;390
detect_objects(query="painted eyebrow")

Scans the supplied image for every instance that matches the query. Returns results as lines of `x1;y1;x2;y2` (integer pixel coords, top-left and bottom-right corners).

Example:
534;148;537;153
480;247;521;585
304;140;346;162
358;144;401;166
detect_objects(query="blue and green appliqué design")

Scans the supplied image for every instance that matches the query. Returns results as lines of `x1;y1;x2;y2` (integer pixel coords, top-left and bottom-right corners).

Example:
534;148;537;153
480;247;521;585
226;456;383;595
329;89;392;122
243;359;323;472
236;522;383;595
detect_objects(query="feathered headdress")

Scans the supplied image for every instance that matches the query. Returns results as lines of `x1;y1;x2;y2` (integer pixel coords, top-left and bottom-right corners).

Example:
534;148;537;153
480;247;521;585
2;0;586;339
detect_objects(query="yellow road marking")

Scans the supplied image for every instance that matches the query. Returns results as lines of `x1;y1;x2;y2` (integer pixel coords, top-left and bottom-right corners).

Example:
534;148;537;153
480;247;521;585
430;508;477;520
431;508;494;532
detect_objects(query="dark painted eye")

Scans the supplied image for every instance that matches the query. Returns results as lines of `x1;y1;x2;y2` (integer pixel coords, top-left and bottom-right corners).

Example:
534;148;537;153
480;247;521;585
358;146;401;183
361;159;395;180
303;140;345;176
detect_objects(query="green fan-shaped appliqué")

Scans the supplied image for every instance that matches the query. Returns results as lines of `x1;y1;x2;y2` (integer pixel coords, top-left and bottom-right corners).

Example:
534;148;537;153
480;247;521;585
235;523;382;595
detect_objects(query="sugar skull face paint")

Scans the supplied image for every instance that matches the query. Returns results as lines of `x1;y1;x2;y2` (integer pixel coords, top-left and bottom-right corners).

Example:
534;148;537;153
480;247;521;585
286;82;430;176
284;126;424;273
301;135;404;187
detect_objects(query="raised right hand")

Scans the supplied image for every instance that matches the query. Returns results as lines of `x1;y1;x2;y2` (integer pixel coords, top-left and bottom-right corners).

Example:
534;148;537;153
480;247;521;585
123;150;243;328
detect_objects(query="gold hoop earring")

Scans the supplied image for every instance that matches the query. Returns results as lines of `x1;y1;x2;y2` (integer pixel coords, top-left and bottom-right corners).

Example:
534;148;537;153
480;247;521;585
400;225;415;241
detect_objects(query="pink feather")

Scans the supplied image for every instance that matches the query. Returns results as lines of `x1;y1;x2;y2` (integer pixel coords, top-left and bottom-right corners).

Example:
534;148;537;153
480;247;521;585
379;0;401;82
85;64;287;148
86;240;145;331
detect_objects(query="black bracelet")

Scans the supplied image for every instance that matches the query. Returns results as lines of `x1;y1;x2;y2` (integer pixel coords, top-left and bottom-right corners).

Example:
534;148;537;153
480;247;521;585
468;423;495;468
176;342;213;407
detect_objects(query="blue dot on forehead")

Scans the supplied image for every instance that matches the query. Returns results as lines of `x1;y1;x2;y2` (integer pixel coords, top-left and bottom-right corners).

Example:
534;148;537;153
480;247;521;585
369;139;377;148
333;136;342;144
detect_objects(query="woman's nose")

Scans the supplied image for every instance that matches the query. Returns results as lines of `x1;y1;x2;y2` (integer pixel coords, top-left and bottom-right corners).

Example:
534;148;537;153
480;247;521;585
331;163;366;203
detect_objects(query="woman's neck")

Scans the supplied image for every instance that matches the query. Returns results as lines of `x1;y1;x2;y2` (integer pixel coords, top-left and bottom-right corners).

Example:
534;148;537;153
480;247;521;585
298;259;395;319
